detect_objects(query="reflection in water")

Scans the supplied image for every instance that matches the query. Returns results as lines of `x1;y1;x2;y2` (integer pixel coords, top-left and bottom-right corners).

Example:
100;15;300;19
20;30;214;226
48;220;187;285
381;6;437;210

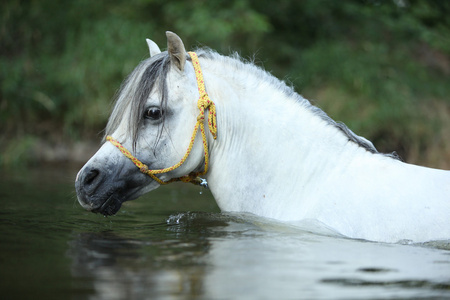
69;232;153;299
68;212;229;299
67;212;450;300
69;231;211;299
203;228;450;299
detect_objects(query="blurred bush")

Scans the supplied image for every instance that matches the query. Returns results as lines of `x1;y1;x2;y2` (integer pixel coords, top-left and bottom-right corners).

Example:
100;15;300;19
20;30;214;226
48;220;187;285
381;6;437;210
1;0;449;167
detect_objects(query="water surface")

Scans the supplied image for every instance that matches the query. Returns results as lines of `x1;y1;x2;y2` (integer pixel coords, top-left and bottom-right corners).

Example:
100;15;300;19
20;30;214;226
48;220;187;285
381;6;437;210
0;166;449;299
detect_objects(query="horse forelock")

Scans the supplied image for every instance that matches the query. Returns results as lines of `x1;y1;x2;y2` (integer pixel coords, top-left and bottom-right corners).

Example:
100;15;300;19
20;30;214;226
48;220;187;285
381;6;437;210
105;52;170;150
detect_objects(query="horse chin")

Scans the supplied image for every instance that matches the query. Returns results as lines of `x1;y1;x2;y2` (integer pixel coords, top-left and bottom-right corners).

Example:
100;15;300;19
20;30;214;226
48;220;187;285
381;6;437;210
86;183;155;216
92;194;123;216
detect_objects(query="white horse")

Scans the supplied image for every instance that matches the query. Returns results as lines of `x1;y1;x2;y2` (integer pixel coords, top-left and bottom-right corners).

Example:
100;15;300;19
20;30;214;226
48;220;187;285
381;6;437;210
75;31;450;243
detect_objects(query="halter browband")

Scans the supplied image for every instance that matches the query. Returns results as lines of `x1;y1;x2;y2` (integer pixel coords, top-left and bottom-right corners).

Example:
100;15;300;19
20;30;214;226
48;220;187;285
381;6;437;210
106;52;217;185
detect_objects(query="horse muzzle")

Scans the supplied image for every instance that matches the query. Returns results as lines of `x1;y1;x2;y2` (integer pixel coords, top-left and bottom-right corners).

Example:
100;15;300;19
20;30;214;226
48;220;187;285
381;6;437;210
75;165;125;216
75;153;154;216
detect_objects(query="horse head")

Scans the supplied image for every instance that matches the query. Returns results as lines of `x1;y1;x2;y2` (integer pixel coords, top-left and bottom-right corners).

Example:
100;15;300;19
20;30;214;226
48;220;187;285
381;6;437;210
75;32;212;215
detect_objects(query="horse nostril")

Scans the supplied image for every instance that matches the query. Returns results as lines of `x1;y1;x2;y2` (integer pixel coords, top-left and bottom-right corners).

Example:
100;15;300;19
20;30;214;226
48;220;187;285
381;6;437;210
84;168;100;186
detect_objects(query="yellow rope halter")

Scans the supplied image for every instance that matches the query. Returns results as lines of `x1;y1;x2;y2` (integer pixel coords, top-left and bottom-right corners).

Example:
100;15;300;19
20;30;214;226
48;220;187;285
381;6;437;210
106;52;217;186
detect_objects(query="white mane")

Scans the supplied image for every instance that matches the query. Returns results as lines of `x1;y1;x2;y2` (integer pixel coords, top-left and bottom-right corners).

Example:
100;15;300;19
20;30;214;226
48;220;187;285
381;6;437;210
194;49;399;159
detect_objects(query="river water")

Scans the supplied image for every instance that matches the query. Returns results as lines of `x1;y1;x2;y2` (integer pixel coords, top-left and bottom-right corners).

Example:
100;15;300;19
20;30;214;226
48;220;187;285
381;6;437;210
1;166;449;299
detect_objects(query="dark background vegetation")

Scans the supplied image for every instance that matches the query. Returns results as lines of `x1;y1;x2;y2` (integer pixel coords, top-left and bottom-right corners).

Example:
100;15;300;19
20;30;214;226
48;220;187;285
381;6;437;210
1;0;449;168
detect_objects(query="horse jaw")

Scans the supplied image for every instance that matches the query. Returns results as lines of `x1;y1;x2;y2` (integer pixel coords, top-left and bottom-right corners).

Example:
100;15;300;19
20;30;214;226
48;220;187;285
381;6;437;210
146;38;161;57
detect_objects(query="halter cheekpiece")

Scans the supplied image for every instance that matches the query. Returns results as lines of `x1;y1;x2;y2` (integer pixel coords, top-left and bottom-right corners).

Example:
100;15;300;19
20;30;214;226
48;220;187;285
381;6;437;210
106;52;217;186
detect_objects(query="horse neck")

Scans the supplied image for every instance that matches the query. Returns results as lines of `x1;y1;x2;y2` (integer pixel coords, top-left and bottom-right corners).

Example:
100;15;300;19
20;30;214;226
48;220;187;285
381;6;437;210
201;58;369;215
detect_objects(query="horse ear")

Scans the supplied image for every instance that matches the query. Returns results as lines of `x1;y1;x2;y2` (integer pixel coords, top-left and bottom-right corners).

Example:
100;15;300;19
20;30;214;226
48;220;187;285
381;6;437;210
146;38;161;57
166;31;186;72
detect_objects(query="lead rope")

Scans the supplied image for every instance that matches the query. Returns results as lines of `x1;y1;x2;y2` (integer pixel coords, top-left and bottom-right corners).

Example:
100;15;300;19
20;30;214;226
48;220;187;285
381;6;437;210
106;52;217;186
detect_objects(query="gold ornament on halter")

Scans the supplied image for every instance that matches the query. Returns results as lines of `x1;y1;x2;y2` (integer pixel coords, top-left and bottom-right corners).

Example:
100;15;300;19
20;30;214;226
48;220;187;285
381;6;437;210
106;52;217;186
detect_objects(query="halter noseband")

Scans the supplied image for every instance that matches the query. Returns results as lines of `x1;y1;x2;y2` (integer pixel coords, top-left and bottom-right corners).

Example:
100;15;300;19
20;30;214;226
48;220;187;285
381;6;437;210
106;52;217;186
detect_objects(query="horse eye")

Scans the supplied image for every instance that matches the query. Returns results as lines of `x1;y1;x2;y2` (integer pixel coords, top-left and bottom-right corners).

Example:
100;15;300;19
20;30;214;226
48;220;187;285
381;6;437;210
144;107;163;121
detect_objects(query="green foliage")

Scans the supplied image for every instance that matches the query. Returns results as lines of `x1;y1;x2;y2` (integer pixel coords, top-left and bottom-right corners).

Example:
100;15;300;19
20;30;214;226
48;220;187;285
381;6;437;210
1;0;449;166
0;135;38;167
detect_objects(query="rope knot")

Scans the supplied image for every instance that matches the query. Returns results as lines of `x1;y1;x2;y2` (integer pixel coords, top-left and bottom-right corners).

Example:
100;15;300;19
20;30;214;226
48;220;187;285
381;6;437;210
197;95;210;109
139;164;149;174
197;113;205;122
197;96;217;140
